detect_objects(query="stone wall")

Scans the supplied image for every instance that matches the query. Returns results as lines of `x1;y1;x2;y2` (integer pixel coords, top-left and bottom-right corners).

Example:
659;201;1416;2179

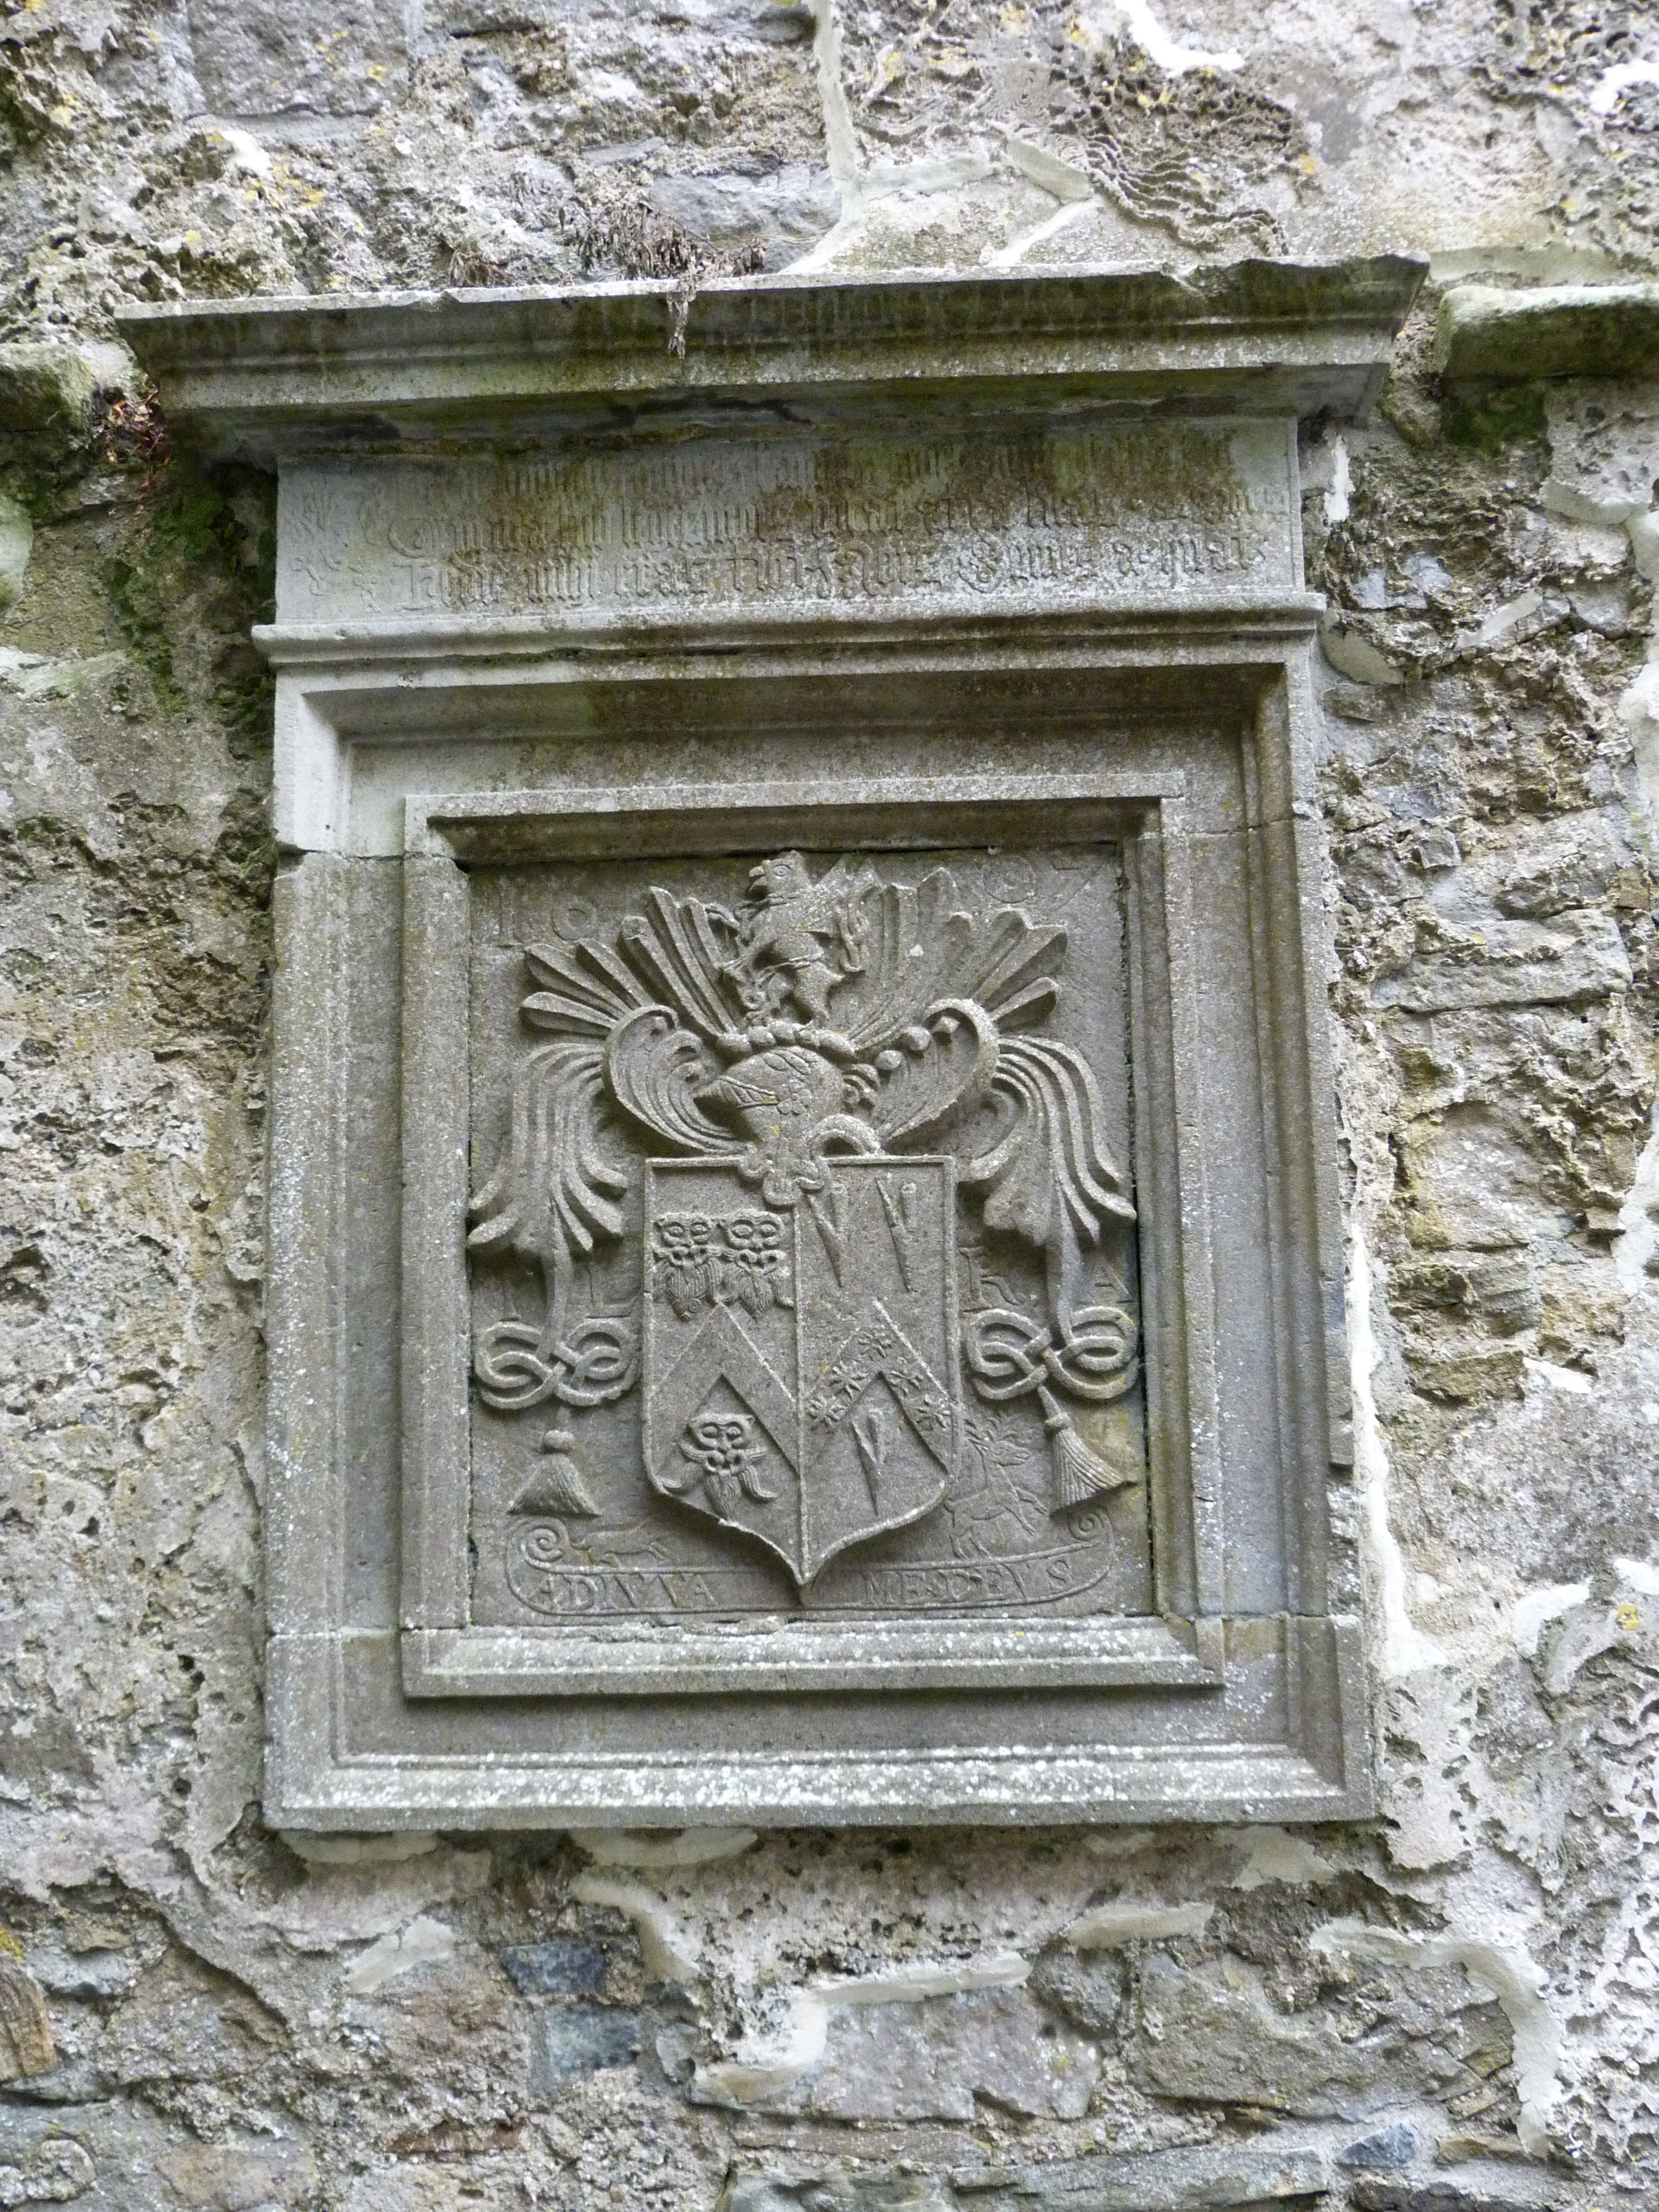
2;2;1658;2207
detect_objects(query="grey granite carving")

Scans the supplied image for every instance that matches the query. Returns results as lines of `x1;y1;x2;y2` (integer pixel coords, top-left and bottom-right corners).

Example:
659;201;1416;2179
119;261;1423;1829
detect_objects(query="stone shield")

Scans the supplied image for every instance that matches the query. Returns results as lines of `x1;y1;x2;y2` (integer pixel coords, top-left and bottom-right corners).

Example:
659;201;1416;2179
642;1157;959;1586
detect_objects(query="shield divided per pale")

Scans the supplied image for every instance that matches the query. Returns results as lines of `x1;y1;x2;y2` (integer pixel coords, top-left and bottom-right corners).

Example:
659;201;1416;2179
642;1157;960;1586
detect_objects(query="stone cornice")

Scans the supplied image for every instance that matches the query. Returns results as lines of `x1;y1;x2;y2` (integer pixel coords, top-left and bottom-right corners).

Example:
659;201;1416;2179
118;256;1425;461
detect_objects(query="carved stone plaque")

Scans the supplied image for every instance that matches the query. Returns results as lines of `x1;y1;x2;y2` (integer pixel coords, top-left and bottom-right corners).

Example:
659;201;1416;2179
119;261;1418;1828
465;847;1151;1637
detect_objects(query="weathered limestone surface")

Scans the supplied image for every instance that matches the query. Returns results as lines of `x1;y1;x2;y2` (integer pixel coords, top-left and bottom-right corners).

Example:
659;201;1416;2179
2;2;1659;2210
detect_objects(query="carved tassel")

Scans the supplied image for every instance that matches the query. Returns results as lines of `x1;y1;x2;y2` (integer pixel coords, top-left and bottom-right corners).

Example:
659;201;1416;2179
509;1429;600;1518
1039;1387;1122;1512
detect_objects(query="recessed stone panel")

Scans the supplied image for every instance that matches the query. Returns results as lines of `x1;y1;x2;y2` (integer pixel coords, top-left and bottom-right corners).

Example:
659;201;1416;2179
464;843;1150;1652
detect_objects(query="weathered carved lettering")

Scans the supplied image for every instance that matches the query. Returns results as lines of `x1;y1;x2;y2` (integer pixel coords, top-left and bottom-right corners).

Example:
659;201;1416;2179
281;422;1294;626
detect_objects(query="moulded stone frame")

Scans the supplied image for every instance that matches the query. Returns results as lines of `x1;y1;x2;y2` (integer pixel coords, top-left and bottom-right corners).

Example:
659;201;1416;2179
397;777;1216;1701
257;627;1367;1831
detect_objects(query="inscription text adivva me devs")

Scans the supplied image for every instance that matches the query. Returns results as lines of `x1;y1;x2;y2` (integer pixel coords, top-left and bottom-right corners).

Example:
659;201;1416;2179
467;850;1142;1596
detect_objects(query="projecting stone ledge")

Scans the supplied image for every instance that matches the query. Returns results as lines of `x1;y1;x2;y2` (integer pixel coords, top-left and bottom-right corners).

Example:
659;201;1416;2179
118;256;1426;463
1436;281;1659;383
718;2142;1331;2210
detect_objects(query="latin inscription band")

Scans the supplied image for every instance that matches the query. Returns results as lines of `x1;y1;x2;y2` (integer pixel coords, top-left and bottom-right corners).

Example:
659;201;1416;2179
281;421;1296;625
504;1527;1117;1619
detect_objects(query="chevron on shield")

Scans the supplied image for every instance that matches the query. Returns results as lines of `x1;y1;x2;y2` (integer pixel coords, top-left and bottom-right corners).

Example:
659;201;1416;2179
643;1157;959;1586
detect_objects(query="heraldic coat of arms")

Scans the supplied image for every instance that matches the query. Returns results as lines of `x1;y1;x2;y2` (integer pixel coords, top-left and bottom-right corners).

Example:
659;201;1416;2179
467;850;1141;1589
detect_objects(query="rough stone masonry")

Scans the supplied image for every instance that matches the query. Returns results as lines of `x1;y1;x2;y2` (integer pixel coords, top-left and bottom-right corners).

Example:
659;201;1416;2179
2;2;1659;2210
